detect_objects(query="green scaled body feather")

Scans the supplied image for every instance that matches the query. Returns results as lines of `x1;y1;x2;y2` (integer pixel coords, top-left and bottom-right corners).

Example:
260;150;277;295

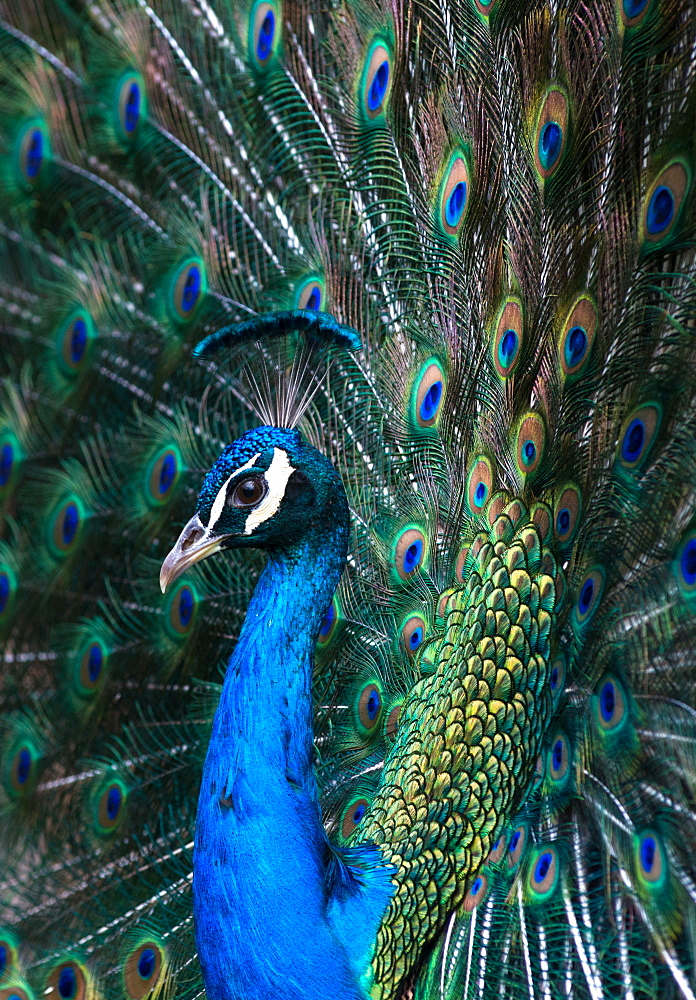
1;0;696;998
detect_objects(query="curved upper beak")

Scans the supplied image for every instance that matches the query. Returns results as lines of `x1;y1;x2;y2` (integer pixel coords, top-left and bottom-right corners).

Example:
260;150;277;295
159;513;232;593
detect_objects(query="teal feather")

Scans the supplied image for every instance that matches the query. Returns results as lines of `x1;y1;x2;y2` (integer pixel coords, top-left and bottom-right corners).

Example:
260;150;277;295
1;0;696;997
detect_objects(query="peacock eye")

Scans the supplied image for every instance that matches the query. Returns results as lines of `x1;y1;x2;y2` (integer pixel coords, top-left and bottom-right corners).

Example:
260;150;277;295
230;476;267;508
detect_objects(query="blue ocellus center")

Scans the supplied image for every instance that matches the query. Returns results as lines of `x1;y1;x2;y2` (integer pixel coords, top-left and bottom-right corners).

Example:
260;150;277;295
138;948;156;981
0;574;9;614
178;586;194;627
257;11;275;61
16;748;31;785
403;540;422;573
539;121;561;170
69;317;88;365
106;785;122;821
499;328;517;367
445;181;466;228
181;266;201;314
0;443;14;486
470;877;482;895
409;626;423;650
420;380;443;421
552;739;563;771
474;481;487;505
565;325;587;366
522;440;536;466
62;503;79;546
88;644;103;683
557;507;571;534
305;287;321;311
352;802;366;824
640;835;656;873
24;128;43;179
366;688;381;721
578;578;594;615
681;539;696;586
646;185;674;234
319;602;335;637
368;60;389;112
600;681;615;722
58;966;77;1000
158;453;176;495
623;0;649;15
123;82;141;133
534;852;552;883
621;418;644;462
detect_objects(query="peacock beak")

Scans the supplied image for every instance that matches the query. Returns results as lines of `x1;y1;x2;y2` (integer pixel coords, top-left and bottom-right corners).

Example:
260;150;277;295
159;513;232;593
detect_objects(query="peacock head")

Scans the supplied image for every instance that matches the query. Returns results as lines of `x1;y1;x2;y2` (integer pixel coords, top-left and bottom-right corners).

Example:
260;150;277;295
159;425;346;592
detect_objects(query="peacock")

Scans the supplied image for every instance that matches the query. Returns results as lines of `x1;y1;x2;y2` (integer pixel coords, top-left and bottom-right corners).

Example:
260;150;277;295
1;0;696;996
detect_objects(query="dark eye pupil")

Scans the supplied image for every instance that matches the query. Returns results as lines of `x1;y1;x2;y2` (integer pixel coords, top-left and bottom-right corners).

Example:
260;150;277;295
233;477;265;506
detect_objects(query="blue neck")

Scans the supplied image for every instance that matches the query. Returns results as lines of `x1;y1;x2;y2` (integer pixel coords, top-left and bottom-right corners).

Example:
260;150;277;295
193;516;391;1000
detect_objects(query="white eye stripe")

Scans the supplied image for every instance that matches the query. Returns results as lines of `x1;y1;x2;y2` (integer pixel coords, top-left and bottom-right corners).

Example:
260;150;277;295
244;448;296;535
208;452;260;530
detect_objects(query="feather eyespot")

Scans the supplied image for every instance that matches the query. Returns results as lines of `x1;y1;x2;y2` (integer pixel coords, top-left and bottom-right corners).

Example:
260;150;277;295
507;825;526;869
401;615;425;657
0;567;16;623
463;873;489;911
617;403;661;470
548;734;570;784
385;703;402;742
147;449;180;505
534;89;568;180
555;486;581;544
95;778;126;834
493;300;523;378
440;154;470;235
250;2;279;66
574;567;604;624
635;832;665;886
676;532;696;595
393;527;426;582
0;938;17;979
363;43;391;118
166;583;197;637
296;278;324;312
171;259;205;322
17;121;49;184
0;988;30;1000
356;683;383;734
559;297;596;376
595;676;627;732
411;360;445;429
46;962;88;1000
487;835;506;863
0;434;20;492
77;640;107;695
340;797;370;840
8;744;37;797
549;653;566;697
621;0;651;24
116;73;145;139
58;312;93;376
528;846;559;898
50;497;83;556
642;162;690;243
317;597;340;646
454;545;470;583
124;942;166;1000
466;456;493;514
515;414;545;477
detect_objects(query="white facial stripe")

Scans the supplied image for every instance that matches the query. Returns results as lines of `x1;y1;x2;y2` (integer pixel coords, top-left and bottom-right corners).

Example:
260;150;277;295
244;447;296;535
208;452;260;531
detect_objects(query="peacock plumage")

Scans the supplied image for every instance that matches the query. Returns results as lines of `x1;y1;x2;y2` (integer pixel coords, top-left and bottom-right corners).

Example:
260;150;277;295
1;0;696;997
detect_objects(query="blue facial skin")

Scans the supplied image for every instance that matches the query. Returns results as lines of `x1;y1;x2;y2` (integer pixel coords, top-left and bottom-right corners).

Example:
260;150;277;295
191;427;393;1000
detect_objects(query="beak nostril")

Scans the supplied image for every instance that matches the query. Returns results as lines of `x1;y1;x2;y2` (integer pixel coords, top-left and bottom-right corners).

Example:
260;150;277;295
182;528;204;551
